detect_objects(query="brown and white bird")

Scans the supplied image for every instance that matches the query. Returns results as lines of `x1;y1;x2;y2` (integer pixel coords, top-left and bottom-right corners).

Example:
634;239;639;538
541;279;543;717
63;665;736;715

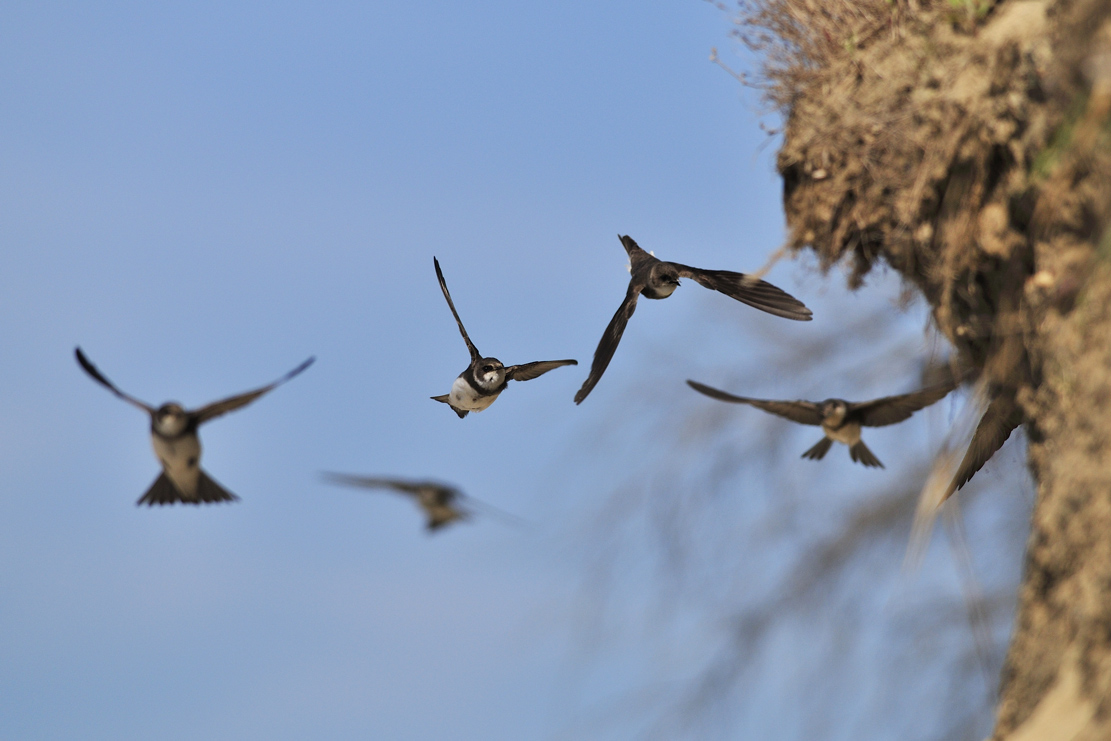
75;347;314;506
574;235;812;404
686;379;958;469
322;473;522;532
431;257;577;418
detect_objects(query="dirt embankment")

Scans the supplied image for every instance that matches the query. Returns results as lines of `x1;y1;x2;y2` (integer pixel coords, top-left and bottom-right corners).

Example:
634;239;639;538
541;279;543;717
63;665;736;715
741;0;1111;737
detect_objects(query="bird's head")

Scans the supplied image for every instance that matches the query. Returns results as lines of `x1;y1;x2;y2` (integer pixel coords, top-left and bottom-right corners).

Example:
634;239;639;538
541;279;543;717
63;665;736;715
474;358;506;388
153;403;188;436
649;264;681;297
820;399;849;425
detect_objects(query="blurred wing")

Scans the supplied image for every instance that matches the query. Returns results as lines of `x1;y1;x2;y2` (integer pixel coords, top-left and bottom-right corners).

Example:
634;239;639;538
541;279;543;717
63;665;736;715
74;347;155;413
193;356;314;424
434;257;480;363
505;359;577;382
464;494;532;529
320;472;425;498
670;264;812;321
946;393;1023;497
686;380;824;425
321;472;468;503
851;382;958;427
573;284;641;404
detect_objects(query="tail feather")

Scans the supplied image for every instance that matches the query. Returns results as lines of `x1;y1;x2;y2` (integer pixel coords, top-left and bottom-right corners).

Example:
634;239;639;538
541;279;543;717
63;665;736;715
136;471;239;506
136;473;183;506
430;394;467;418
801;437;833;461
849;441;884;469
196;471;239;504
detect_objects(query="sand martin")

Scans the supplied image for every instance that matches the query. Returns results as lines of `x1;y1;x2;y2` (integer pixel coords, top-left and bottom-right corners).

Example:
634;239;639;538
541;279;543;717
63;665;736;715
322;473;526;532
573;235;813;404
943;391;1022;500
431;257;577;418
322;473;487;532
76;347;314;505
686;379;957;468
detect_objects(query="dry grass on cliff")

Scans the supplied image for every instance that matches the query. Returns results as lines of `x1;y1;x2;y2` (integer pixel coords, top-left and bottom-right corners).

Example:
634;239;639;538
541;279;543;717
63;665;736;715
729;0;1111;384
733;0;1036;298
734;0;933;111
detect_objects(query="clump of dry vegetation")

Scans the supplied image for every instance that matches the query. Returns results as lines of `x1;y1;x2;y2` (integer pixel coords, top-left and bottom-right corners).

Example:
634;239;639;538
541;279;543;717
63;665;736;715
738;0;1110;373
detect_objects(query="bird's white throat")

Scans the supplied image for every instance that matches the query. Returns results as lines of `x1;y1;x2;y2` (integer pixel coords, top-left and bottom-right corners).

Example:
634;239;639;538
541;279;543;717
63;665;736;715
477;370;503;387
154;414;188;437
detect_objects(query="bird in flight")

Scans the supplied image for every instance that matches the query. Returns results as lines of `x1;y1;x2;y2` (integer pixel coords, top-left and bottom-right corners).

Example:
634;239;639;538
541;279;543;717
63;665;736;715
574;235;812;404
75;347;314;505
321;473;523;532
686;379;957;468
431;257;577;418
943;390;1022;500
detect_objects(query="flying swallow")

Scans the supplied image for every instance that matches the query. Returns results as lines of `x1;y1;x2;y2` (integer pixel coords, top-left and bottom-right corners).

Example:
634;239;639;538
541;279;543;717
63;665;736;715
573;235;813;404
943;390;1022;500
322;473;526;532
686;379;957;468
431;257;577;418
75;347;314;505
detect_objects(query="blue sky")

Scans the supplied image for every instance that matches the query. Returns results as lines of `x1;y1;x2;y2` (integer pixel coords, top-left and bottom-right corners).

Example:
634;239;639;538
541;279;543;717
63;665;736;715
0;2;1025;739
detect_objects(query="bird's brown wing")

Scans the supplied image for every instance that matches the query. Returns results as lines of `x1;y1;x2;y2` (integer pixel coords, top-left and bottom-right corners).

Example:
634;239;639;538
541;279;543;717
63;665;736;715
321;472;426;497
505;359;578;382
74;347;155;414
434;257;481;363
574;283;641;404
686;380;825;425
193;357;314;424
850;382;958;427
945;393;1023;499
321;472;463;505
670;263;812;321
619;234;658;273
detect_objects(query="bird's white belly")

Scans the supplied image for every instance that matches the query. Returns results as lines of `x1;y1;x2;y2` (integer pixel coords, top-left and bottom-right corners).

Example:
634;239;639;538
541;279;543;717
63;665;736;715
653;282;678;298
823;421;861;446
151;433;202;497
449;376;499;412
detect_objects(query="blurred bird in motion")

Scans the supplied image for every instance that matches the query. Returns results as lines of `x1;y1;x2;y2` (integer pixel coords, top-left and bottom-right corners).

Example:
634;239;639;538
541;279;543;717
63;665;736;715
431;257;577;418
574;235;812;404
321;473;524;532
75;347;314;505
686;379;958;469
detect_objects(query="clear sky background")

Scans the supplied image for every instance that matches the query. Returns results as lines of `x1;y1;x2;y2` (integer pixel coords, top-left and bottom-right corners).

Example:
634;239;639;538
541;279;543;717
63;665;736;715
0;2;1028;740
